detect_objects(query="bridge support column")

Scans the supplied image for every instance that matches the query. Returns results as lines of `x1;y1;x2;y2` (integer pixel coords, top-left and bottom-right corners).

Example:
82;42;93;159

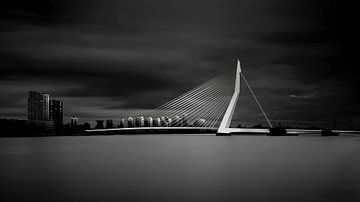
268;127;287;136
216;132;232;136
216;60;241;136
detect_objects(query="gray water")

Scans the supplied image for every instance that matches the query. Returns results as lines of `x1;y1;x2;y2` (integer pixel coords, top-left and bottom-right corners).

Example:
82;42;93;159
1;135;360;202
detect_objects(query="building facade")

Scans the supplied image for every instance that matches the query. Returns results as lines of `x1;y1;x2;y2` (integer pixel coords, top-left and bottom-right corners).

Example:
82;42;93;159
136;116;145;127
70;117;78;129
119;118;126;128
127;117;135;128
145;117;153;127
154;118;161;127
50;100;63;130
28;91;50;121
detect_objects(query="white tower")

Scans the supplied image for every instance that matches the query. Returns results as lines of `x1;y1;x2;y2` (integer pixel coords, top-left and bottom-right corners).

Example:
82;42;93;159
217;60;241;135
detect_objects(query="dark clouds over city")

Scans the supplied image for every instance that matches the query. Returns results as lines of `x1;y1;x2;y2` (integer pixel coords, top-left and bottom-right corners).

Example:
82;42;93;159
0;0;358;126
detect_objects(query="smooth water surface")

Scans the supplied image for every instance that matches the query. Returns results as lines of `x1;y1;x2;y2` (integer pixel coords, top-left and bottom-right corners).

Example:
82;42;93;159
1;135;360;201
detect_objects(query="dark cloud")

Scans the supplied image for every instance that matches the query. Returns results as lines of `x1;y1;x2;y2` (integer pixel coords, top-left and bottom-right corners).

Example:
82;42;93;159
0;0;359;126
0;0;94;25
0;52;174;98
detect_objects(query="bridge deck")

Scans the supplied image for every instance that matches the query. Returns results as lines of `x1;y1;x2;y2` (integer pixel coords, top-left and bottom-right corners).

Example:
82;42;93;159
86;127;218;134
86;127;360;135
85;127;316;135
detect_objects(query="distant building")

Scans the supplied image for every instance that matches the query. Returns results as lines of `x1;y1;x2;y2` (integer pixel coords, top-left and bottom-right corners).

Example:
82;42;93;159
106;119;114;128
0;118;54;137
167;117;172;126
160;116;168;127
28;91;50;121
83;122;91;130
95;120;104;129
27;119;54;134
127;117;135;128
77;122;91;131
27;91;54;134
145;117;153;127
119;118;126;128
50;100;63;130
136;116;145;127
154;118;161;127
70;117;78;129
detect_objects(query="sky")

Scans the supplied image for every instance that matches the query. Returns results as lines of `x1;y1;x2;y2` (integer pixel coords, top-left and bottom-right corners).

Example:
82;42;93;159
0;0;358;127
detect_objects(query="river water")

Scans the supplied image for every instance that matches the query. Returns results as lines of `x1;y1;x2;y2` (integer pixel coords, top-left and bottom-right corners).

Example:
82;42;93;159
1;135;360;202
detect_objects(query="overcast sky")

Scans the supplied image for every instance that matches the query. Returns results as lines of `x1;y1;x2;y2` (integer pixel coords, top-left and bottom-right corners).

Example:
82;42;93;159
0;0;358;127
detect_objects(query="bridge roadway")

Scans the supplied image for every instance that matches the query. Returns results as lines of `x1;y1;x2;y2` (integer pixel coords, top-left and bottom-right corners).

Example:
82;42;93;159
85;127;272;135
86;127;359;135
86;127;217;134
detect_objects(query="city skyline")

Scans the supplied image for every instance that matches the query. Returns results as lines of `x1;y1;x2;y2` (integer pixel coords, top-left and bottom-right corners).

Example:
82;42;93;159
1;0;359;126
16;80;360;131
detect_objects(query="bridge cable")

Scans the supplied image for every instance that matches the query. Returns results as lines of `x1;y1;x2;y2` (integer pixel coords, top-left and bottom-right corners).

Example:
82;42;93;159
160;79;228;120
240;72;273;128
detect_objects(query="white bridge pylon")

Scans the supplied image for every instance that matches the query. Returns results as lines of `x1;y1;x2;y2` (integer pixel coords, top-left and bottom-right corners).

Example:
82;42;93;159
217;60;273;135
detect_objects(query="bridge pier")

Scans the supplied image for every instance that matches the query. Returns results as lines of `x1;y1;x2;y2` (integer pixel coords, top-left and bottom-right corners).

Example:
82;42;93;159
321;129;339;136
268;127;288;136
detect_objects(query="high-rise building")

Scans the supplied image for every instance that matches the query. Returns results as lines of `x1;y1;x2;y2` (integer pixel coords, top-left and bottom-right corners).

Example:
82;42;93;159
70;117;78;129
50;100;63;130
28;91;50;121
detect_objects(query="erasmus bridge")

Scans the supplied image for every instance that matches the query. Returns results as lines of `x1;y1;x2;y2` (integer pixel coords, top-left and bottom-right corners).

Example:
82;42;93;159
87;60;358;135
